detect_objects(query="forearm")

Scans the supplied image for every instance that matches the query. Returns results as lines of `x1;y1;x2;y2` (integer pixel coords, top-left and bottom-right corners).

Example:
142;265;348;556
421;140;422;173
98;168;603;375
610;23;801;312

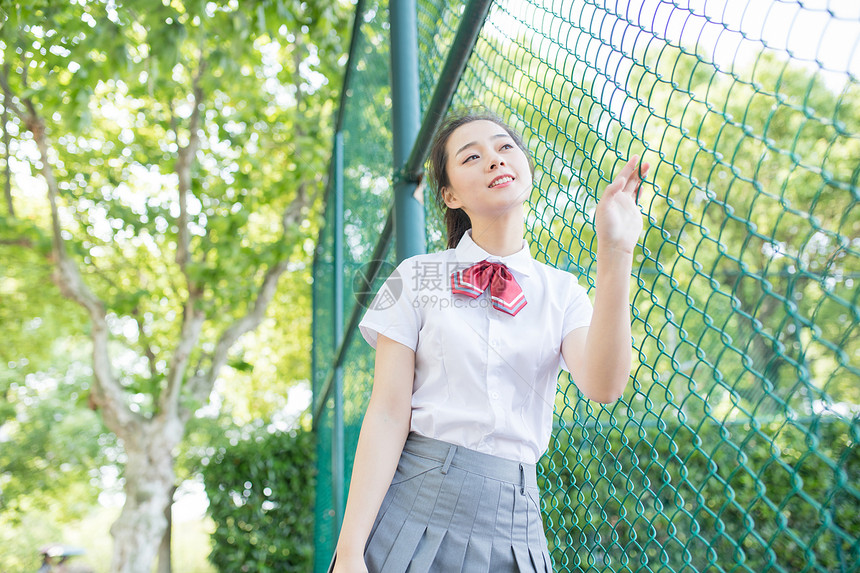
563;154;646;402
335;399;411;559
582;245;634;402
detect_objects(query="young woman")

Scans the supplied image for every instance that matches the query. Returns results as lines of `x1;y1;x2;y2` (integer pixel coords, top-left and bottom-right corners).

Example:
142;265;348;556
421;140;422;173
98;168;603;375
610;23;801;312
331;112;649;573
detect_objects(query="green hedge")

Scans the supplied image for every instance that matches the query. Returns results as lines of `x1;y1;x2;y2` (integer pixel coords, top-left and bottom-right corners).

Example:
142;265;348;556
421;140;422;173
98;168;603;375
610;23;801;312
540;416;859;572
203;429;316;573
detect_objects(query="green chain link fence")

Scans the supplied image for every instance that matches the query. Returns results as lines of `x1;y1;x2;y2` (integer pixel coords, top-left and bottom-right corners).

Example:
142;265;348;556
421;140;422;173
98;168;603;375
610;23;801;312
313;1;859;571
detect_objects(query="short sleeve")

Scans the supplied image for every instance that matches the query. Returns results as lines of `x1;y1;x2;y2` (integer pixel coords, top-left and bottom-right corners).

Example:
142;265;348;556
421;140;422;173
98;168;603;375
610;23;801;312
559;275;593;372
358;258;421;350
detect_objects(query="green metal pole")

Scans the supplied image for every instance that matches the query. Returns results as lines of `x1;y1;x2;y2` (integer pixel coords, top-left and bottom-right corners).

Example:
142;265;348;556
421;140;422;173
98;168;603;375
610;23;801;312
403;0;494;183
332;131;345;532
390;0;425;261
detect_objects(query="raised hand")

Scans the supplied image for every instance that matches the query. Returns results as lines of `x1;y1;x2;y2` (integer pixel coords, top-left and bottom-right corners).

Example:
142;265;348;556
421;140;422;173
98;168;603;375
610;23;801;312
594;155;650;255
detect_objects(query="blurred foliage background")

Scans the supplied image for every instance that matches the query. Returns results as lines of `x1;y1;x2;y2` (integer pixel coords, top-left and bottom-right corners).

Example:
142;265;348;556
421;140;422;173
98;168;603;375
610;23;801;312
1;0;348;570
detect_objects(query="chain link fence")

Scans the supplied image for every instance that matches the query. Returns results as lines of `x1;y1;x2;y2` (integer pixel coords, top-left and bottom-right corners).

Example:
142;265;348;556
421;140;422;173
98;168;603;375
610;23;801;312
313;1;859;571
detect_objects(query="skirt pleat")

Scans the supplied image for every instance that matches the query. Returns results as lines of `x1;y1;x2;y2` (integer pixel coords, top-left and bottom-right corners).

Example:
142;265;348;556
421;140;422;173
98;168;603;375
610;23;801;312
526;490;553;570
408;466;467;571
462;476;500;572
407;527;445;573
511;484;534;572
365;473;429;571
429;531;468;572
489;483;516;569
438;471;484;570
379;465;442;573
356;433;552;573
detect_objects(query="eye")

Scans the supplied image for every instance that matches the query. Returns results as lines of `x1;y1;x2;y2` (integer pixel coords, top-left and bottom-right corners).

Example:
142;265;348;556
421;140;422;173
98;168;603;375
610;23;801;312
500;143;514;151
462;154;479;163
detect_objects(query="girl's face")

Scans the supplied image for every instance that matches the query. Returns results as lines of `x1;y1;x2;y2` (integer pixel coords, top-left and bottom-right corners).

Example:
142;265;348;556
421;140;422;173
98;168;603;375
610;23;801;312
441;120;532;220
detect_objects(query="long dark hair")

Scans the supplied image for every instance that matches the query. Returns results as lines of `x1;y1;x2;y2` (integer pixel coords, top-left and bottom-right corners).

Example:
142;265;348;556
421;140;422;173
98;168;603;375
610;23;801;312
427;111;534;248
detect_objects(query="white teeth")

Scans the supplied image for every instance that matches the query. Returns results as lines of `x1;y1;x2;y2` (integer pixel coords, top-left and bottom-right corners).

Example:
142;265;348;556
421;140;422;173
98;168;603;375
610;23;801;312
490;176;513;187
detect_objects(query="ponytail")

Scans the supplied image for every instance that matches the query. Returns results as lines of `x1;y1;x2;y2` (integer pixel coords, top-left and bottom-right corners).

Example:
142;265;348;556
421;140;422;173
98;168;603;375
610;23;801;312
445;208;472;249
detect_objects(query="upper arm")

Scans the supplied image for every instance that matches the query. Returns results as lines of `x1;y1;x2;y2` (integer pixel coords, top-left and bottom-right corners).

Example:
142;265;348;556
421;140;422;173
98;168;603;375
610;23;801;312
368;333;415;419
561;325;589;391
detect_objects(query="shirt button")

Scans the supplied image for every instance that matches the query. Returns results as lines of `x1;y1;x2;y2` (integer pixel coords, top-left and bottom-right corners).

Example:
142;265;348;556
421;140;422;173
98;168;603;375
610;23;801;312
491;391;499;400
490;339;499;348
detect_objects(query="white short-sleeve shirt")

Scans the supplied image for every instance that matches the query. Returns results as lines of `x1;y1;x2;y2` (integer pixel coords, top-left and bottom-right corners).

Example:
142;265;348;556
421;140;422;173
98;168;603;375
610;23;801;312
359;230;593;463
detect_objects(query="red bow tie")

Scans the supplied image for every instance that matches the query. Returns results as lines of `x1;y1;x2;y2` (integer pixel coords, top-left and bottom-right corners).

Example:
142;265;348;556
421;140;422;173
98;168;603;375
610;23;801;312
451;261;527;316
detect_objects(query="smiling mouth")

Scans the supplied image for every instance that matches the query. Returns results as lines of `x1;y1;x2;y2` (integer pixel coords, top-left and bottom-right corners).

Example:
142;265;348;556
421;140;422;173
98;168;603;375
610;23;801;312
489;175;514;188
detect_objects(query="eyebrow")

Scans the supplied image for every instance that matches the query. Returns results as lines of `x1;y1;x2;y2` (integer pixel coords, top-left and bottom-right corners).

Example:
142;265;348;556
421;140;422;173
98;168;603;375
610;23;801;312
454;133;512;157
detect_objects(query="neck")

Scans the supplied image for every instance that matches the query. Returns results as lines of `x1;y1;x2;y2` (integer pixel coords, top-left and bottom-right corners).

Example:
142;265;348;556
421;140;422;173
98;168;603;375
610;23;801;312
468;210;525;256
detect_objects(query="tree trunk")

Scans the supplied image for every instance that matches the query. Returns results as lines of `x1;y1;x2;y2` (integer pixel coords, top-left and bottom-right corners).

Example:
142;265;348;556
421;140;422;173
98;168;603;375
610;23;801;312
156;484;177;573
109;427;180;573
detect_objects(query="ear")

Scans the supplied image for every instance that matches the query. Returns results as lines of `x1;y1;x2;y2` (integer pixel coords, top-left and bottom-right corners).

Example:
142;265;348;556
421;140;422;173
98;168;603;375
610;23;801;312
441;186;461;209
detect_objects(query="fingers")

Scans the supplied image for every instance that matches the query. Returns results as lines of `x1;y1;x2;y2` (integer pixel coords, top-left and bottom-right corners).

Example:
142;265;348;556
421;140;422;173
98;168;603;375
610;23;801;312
605;155;649;200
619;155;640;182
631;161;649;205
625;160;648;194
605;156;637;194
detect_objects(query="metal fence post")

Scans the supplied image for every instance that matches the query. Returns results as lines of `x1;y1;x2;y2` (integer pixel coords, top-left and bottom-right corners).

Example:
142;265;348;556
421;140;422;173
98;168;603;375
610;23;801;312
332;130;345;532
390;0;425;261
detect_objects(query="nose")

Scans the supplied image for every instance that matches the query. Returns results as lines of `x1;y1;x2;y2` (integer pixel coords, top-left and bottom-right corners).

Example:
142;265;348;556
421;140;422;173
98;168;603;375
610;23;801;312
488;154;505;170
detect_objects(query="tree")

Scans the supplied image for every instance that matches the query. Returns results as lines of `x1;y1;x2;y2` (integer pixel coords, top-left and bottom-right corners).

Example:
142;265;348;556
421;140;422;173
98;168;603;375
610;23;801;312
0;1;349;571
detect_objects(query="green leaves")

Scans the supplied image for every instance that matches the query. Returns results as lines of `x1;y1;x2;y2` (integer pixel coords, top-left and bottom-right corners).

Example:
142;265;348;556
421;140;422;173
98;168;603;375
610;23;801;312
202;428;316;572
0;359;112;520
2;0;350;386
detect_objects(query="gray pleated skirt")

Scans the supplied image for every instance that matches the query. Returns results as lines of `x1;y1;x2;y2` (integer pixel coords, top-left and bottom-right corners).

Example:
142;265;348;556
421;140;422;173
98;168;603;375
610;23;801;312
329;432;553;572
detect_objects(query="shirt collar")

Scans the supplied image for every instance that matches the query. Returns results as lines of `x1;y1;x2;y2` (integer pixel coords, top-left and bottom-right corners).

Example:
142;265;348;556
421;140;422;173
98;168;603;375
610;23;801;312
454;229;534;277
